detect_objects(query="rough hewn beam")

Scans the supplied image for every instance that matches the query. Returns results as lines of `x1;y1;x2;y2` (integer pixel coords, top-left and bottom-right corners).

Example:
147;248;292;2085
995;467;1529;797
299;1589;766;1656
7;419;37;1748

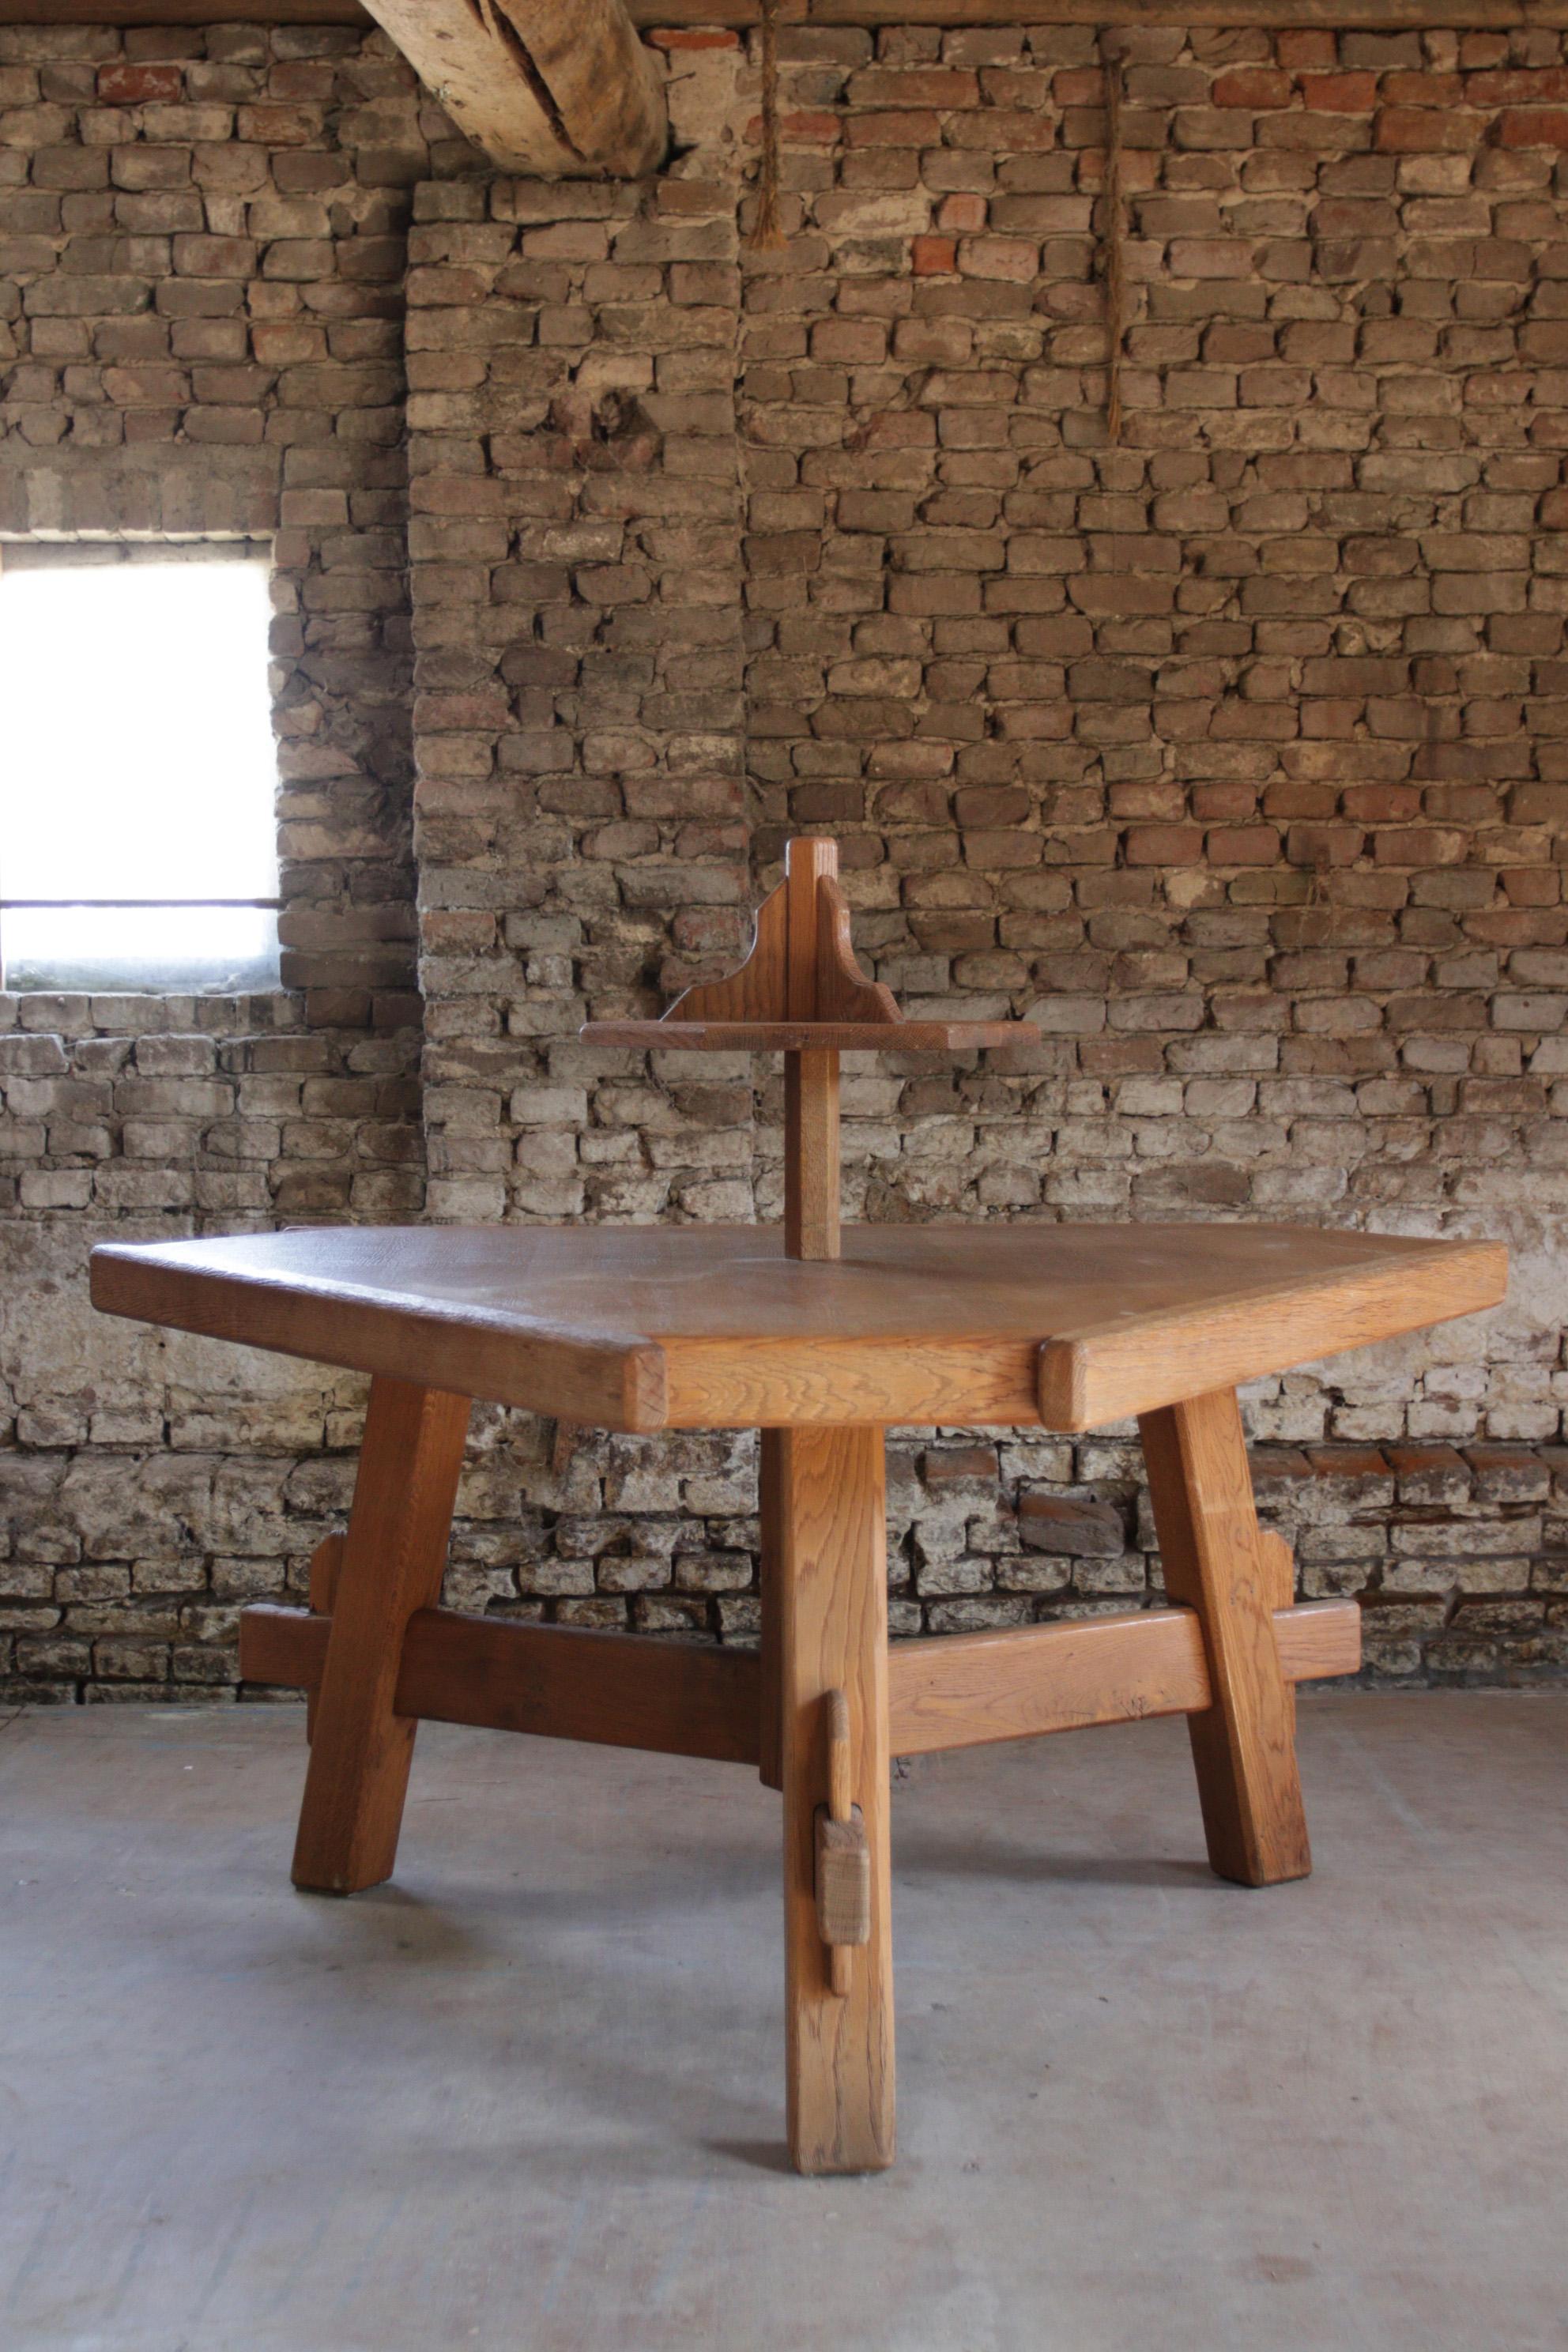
359;0;666;177
17;2;1568;24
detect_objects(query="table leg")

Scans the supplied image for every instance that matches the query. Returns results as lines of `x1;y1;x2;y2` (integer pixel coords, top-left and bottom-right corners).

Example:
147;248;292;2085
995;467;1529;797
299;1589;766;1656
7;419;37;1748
1139;1389;1311;1889
758;1430;784;1792
772;1423;895;2174
292;1377;471;1895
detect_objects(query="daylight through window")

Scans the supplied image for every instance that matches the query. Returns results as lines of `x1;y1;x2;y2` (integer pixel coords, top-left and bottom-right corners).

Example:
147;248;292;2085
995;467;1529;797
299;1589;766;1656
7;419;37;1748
0;551;281;993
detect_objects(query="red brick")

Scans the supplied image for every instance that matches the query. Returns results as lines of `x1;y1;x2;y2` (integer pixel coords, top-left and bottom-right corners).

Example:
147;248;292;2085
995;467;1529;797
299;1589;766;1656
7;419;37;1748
843;110;941;147
1213;68;1293;107
1465;67;1568;104
778;110;844;145
1381;71;1464;106
1298;73;1378;111
912;235;956;275
1496;108;1568;146
1278;29;1338;70
1207;825;1284;865
646;26;740;46
1376;107;1481;150
97;62;183;104
938;192;988;233
1125;826;1205;865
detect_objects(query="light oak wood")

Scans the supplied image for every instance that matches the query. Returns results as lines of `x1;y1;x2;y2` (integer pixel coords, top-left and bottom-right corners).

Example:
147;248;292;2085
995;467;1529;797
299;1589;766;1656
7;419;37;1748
243;1603;762;1763
243;1592;1359;1756
635;0;1568;19
585;1019;1022;1051
886;1597;1359;1755
1140;1391;1310;1888
758;1428;785;1792
91;1229;669;1430
304;1532;344;1744
786;1049;840;1261
816;1814;871;1986
1038;1242;1506;1431
30;2;1568;28
586;842;1026;1057
588;839;1030;1257
775;1426;894;2173
292;1378;470;1895
817;1687;866;1994
783;841;846;1261
1259;1528;1298;1743
91;1224;1508;1436
359;0;665;177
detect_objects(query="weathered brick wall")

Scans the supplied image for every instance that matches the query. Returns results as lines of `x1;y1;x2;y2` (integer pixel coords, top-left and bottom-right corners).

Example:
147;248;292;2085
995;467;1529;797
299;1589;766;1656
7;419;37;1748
403;21;1566;1685
0;19;456;1697
4;19;1566;1701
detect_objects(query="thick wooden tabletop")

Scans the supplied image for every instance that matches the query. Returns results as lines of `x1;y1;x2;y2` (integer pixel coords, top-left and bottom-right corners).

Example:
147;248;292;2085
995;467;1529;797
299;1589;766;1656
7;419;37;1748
90;1223;1506;1435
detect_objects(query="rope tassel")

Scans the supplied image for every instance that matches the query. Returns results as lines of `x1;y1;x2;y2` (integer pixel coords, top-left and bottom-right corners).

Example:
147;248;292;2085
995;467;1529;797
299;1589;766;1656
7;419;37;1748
1099;26;1128;447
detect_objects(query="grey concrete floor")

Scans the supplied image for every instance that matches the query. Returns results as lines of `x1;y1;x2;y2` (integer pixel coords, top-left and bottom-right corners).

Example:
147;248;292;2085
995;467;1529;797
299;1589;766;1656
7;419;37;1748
1;1694;1566;2352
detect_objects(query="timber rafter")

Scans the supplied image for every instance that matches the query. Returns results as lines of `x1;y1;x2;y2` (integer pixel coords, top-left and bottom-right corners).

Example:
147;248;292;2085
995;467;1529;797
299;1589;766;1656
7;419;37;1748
356;0;666;176
17;0;1568;28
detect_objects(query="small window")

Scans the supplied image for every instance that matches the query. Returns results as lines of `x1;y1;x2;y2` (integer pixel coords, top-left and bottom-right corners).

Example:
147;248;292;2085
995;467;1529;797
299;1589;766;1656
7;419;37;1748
0;546;281;994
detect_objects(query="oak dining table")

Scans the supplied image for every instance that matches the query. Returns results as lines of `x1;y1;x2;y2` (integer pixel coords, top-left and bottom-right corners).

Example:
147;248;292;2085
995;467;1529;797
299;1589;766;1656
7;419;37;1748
89;841;1508;2174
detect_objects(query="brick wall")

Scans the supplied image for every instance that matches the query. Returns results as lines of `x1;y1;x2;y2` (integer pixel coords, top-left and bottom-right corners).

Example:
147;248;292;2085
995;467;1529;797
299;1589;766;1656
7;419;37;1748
0;18;457;1697
402;20;1566;1686
2;18;1566;1700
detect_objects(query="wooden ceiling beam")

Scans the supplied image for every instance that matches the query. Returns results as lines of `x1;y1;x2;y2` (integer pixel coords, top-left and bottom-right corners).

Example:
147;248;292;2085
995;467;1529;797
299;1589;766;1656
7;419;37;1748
10;0;1568;28
356;1;665;175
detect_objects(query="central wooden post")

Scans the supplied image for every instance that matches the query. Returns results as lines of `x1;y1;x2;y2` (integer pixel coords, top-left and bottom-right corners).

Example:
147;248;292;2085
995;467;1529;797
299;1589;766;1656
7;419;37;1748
774;1421;895;2173
782;839;841;1262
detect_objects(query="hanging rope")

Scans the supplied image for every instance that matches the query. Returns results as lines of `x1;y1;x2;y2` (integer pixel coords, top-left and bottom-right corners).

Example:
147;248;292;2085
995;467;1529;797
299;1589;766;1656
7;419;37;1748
1099;27;1128;447
748;0;786;251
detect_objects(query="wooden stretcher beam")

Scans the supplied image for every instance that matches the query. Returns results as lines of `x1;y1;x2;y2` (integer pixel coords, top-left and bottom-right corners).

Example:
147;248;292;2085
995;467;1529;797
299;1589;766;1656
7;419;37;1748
242;1603;761;1763
888;1599;1359;1755
20;2;1568;28
239;1596;1359;1764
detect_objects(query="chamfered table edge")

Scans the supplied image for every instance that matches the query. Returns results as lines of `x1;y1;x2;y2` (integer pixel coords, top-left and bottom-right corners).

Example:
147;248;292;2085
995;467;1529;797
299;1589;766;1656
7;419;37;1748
89;1231;1509;1436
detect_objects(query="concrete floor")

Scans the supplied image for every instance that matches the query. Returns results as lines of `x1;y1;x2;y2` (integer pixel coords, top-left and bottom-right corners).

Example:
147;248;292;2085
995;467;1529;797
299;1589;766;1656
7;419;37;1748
1;1697;1565;2352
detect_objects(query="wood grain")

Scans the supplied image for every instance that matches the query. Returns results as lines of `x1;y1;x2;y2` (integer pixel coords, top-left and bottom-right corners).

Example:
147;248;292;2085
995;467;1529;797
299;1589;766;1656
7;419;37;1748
292;1378;470;1895
93;1222;1506;1438
244;1603;760;1763
1259;1528;1298;1743
627;0;1568;20
360;0;665;176
91;1234;669;1430
812;873;900;1028
1037;1238;1508;1430
28;3;1568;28
758;1428;785;1792
663;879;789;1026
245;1592;1359;1758
304;1532;344;1744
583;1019;1024;1051
885;1599;1359;1756
785;1048;840;1261
1140;1391;1310;1889
775;1425;894;2174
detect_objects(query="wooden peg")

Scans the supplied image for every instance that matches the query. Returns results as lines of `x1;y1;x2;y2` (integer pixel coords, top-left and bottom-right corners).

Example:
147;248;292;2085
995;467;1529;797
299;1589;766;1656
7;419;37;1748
304;1532;345;1744
816;1687;870;1996
1259;1527;1298;1740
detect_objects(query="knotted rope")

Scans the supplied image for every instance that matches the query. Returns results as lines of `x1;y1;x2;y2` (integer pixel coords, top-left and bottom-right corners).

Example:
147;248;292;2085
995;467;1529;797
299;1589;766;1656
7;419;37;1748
1099;28;1128;446
748;0;786;251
